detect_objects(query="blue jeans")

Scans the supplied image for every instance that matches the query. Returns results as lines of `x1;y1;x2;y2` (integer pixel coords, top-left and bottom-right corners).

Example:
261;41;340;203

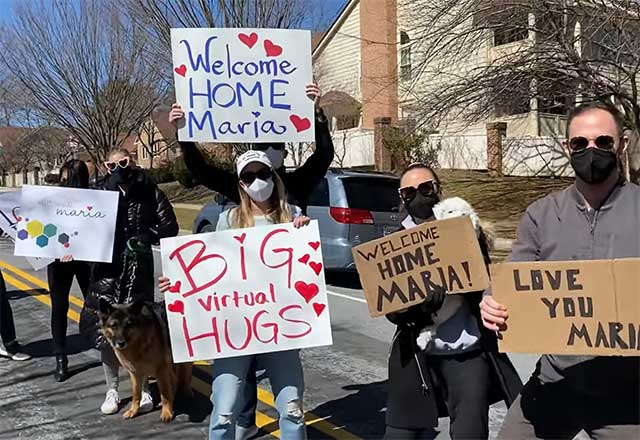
209;350;306;440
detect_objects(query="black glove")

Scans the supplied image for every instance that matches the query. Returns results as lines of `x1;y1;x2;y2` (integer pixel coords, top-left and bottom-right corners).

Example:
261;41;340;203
419;284;446;314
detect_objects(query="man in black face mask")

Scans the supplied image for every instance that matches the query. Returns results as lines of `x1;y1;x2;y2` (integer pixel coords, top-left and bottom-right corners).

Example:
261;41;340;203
481;102;640;439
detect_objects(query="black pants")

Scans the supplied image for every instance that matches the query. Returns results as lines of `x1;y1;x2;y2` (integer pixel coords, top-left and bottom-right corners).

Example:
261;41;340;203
0;270;17;344
499;377;640;439
385;350;491;440
47;261;90;354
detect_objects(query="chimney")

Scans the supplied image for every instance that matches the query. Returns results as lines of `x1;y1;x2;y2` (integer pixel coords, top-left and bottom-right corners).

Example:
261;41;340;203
360;0;399;129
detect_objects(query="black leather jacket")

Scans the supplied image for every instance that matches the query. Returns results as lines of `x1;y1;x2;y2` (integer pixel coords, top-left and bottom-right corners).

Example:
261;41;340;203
79;168;178;349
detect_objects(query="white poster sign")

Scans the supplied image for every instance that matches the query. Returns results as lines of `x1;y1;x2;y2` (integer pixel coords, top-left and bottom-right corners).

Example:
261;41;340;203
160;221;332;362
14;186;119;263
171;28;315;143
0;191;53;270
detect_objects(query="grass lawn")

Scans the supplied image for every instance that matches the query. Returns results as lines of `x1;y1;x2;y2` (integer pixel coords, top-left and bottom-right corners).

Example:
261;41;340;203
161;170;574;239
173;207;199;231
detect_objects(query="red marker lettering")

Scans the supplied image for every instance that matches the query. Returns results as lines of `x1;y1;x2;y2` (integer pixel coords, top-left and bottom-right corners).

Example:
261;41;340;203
260;228;294;288
169;240;228;298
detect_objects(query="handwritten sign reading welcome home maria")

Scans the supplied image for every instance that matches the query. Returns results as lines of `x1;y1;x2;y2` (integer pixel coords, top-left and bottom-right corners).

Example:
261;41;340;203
491;259;640;356
352;217;490;317
171;28;315;143
160;221;332;362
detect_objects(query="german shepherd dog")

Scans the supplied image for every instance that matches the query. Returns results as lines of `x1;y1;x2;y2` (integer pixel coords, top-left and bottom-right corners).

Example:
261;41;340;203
99;299;193;422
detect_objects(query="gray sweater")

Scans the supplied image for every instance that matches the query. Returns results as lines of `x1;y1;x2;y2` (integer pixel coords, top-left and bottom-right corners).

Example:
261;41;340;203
503;181;640;396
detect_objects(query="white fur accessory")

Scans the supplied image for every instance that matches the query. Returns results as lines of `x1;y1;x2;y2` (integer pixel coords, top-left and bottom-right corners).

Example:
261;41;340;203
416;197;481;351
432;197;480;235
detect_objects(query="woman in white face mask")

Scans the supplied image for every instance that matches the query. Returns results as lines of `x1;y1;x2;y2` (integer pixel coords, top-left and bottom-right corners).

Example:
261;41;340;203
159;150;311;440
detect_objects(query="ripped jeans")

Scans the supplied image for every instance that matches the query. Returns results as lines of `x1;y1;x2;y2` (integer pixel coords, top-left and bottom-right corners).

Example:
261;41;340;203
209;349;306;440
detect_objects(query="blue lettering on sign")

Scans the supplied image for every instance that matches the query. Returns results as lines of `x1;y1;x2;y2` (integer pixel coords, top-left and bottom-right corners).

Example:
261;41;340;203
180;36;218;73
188;112;217;140
269;79;291;110
189;78;213;108
237;82;264;107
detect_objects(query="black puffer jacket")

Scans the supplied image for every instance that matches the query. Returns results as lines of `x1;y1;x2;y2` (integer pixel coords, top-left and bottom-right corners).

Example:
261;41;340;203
79;168;178;349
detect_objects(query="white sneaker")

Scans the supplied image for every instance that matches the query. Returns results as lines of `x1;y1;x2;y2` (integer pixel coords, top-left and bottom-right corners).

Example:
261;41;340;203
100;389;121;415
0;342;31;361
138;391;154;414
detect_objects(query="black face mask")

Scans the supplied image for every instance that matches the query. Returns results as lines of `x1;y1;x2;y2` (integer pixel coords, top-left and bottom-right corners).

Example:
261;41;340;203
406;192;440;224
106;167;133;190
570;148;618;184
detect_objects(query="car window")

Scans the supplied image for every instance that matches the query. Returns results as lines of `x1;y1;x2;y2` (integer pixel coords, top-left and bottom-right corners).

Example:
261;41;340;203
307;178;329;207
342;176;400;212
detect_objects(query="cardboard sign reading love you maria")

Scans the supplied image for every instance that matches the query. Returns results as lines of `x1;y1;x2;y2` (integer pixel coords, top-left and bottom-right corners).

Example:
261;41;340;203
160;221;332;362
171;28;315;143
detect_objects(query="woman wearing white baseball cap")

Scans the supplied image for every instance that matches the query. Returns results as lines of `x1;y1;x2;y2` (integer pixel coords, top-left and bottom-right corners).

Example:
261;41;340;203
159;149;311;440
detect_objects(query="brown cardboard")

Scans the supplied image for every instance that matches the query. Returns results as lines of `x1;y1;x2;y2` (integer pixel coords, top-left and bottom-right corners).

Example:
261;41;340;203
491;259;640;356
352;216;490;317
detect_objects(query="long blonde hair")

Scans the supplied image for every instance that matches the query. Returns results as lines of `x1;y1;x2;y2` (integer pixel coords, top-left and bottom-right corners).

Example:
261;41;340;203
229;172;292;229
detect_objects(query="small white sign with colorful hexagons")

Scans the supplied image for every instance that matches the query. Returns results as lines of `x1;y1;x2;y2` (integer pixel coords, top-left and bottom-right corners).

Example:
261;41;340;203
14;185;119;263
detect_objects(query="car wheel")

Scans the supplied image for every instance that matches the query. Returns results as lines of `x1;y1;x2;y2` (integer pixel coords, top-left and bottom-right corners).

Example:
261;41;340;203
199;223;216;233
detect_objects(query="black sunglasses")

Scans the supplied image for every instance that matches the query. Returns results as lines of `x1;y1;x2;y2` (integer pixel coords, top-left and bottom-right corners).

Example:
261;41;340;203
240;168;272;185
569;135;617;152
104;157;130;172
253;144;286;151
399;180;438;203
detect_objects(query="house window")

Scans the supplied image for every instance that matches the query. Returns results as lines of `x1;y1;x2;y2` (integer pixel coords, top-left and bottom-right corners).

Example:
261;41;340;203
494;78;531;117
494;12;528;46
400;31;411;81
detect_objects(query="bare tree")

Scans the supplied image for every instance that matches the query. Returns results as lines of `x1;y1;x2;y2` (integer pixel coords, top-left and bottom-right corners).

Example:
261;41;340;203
0;0;167;168
403;0;640;180
136;107;179;169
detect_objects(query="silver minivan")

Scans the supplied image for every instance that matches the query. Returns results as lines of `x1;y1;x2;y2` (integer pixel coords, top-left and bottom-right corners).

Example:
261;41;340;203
193;169;401;271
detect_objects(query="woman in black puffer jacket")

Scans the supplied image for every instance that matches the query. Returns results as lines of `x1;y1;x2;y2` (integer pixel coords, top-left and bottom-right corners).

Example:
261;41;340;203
79;148;178;416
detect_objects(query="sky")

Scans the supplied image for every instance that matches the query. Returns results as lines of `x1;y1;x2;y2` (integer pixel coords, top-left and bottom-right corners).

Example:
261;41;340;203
0;0;348;29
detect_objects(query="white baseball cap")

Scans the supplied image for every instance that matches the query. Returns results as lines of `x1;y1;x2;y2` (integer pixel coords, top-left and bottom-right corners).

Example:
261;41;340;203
236;150;273;176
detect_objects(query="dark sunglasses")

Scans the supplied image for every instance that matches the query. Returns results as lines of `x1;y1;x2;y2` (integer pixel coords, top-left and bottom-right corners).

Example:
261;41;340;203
240;168;272;185
569;135;617;152
104;157;130;172
253;144;285;151
399;180;438;203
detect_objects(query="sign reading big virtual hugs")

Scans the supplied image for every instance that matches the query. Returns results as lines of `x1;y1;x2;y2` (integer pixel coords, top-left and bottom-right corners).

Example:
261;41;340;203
0;191;54;270
171;28;315;143
160;221;332;362
491;259;640;356
352;217;490;317
13;186;119;263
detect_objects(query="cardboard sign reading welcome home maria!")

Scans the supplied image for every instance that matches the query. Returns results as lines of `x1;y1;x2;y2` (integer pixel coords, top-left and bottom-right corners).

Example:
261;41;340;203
352;217;490;317
160;221;332;362
491;259;640;356
171;28;315;143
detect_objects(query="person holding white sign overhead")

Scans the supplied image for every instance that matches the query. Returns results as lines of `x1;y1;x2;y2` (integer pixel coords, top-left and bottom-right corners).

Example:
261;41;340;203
47;160;91;382
159;150;311;440
481;102;640;439
169;82;334;214
79;149;179;416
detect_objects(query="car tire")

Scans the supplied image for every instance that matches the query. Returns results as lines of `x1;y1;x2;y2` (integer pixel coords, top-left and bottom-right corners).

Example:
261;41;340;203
199;223;216;233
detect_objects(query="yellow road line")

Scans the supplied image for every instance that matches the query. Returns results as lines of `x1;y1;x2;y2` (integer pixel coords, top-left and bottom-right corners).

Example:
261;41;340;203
0;259;363;440
0;260;84;309
2;270;81;322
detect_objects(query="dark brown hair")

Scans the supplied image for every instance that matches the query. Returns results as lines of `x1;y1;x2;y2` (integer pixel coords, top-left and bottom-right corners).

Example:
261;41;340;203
400;163;441;187
566;101;625;138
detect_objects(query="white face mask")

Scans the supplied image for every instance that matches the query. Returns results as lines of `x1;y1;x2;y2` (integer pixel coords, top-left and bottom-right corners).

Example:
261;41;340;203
263;147;285;169
244;178;274;202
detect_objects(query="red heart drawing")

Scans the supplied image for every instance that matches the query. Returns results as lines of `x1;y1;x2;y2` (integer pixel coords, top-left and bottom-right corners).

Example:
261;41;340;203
264;39;283;57
174;64;187;77
234;233;247;244
313;303;326;317
86;206;93;211
238;32;258;49
64;243;70;248
168;280;182;294
289;115;311;133
168;300;185;315
309;261;323;276
308;241;320;251
298;254;310;265
294;281;319;303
